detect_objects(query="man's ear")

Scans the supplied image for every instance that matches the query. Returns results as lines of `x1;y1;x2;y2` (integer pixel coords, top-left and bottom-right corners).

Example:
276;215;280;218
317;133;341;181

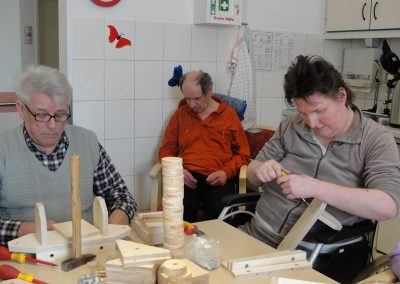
15;100;26;120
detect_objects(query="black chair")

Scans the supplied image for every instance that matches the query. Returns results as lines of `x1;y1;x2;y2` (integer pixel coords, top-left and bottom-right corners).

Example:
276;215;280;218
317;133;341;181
218;193;376;284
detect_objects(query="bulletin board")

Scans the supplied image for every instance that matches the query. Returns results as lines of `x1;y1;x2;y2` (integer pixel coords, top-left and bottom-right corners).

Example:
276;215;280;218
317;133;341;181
252;30;296;72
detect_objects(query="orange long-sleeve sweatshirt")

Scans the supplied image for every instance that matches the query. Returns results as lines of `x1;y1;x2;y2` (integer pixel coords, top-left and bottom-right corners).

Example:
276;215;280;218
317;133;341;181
159;97;250;179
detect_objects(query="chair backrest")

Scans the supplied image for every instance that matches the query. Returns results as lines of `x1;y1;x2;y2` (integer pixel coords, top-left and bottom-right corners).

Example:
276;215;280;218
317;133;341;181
245;127;275;159
213;93;247;121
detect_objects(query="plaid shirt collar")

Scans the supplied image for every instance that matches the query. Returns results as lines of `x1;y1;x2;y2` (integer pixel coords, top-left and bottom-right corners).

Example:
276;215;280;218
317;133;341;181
23;125;69;171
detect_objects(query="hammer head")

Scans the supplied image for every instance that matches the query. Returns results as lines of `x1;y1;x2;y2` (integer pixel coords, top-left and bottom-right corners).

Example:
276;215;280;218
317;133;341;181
61;253;96;272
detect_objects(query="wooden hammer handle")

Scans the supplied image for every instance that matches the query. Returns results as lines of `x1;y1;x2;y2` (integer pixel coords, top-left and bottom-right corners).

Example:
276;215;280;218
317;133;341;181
70;155;82;258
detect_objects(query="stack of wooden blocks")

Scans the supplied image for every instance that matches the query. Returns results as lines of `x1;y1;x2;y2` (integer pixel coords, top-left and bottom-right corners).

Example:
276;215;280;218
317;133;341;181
132;211;164;245
105;239;171;283
161;157;185;258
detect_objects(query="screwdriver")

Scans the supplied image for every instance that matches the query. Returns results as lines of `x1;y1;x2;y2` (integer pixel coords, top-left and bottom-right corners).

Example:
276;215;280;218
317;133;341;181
0;246;57;266
0;264;48;284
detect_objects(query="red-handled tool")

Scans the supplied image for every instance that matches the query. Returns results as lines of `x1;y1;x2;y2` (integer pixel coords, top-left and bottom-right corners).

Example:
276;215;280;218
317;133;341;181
0;246;57;266
0;264;48;284
184;221;205;235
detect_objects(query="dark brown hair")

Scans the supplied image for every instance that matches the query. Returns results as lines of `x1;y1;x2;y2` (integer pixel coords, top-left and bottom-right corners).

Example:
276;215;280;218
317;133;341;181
284;55;355;108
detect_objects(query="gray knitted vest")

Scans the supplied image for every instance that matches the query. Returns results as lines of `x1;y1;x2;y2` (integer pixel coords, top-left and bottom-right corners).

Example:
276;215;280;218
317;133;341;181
0;124;99;223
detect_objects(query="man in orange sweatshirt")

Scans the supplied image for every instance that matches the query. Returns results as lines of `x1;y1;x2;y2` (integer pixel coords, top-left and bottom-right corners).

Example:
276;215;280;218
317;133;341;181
159;70;250;222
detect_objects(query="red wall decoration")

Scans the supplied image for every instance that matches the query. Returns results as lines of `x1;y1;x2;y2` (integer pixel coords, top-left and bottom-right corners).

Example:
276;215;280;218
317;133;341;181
91;0;121;7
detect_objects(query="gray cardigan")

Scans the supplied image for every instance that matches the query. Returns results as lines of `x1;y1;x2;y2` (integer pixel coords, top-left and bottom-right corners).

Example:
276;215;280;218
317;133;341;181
243;106;400;247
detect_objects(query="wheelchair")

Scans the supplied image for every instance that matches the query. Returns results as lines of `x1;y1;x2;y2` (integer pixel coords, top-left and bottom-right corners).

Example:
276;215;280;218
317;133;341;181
218;192;377;284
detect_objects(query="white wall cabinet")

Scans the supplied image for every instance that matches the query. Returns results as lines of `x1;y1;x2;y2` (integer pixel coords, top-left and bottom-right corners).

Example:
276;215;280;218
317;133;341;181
325;0;400;39
326;0;371;32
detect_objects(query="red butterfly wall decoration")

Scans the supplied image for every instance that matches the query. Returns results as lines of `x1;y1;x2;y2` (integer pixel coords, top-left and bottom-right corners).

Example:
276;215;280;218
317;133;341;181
107;25;132;49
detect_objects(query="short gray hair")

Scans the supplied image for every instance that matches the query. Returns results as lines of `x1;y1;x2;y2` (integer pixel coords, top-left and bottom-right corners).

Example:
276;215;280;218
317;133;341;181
15;65;72;105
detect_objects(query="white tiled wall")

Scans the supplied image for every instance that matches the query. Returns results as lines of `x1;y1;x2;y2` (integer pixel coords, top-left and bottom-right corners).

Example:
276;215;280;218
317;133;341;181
70;17;353;210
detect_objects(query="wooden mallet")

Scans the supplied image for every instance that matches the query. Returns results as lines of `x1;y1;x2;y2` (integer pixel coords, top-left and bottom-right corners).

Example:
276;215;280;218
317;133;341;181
61;155;95;271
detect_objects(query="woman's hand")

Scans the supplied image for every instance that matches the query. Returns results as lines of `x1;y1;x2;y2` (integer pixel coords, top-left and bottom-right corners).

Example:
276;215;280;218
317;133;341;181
248;159;288;184
277;174;317;200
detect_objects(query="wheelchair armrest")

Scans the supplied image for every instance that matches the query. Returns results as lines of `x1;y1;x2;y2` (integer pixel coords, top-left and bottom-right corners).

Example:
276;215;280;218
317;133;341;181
222;192;261;206
313;220;375;244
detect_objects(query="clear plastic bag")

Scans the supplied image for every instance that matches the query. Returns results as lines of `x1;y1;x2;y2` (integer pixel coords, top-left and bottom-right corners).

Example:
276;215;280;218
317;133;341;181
185;234;222;270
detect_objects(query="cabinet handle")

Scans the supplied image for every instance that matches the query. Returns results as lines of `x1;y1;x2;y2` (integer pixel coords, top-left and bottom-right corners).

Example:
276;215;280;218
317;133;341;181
373;1;378;20
362;2;367;21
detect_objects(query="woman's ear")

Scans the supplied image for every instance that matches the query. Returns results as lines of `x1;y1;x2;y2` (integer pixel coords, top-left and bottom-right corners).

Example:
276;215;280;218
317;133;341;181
337;87;347;102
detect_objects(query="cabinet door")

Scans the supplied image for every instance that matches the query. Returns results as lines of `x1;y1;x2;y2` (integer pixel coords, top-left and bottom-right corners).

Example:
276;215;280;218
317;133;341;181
370;0;400;30
326;0;371;32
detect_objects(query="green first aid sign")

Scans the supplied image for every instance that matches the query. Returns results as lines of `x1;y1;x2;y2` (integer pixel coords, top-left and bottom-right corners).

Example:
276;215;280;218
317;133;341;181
219;0;229;12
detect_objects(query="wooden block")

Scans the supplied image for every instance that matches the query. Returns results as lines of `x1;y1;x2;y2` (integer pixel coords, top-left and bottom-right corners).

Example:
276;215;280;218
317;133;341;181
106;257;157;284
53;219;100;240
137;211;163;220
159;259;188;277
132;219;163;245
123;255;171;267
116;239;170;262
185;258;209;284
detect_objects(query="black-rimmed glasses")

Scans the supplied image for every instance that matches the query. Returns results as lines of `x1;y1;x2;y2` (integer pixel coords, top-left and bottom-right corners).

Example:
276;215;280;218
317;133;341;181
24;104;71;122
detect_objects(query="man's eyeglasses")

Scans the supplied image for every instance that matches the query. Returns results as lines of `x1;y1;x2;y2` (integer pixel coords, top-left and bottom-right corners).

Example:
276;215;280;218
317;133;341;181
24;104;71;122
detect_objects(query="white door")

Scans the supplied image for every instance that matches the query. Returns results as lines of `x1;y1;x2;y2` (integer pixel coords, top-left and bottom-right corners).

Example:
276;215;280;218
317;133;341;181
326;0;371;32
370;0;400;30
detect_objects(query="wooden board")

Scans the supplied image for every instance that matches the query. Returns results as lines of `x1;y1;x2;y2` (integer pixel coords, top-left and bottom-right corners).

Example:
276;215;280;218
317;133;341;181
8;224;131;256
53;219;100;240
34;202;47;245
93;196;108;236
271;277;328;284
230;260;311;278
278;199;326;251
228;250;307;270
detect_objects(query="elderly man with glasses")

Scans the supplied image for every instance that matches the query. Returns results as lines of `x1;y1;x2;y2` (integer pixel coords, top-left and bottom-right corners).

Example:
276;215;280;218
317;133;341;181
0;65;137;245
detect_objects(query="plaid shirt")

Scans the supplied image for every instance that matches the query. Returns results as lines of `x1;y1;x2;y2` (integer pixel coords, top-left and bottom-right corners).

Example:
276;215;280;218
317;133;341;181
0;127;137;245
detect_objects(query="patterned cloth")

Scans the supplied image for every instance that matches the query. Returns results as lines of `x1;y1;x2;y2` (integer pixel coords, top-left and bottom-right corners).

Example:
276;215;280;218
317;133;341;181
227;25;256;130
0;127;137;245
